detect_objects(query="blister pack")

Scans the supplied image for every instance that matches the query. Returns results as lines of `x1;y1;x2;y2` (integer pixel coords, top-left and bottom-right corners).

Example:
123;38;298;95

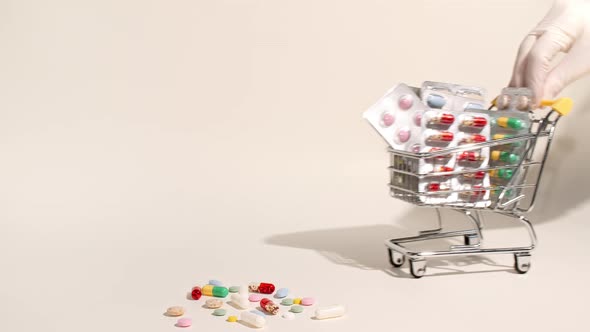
418;109;492;205
363;83;426;151
421;81;487;111
495;87;534;112
488;101;533;202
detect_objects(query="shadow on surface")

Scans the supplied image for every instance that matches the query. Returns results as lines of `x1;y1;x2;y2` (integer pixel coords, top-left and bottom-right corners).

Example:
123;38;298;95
265;221;513;278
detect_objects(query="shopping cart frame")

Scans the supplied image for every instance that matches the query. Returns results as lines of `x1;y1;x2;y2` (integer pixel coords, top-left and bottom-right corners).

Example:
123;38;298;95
384;105;565;278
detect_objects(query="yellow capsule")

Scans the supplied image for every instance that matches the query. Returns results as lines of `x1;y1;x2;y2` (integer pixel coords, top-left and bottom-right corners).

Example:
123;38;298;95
227;316;238;323
293;298;301;305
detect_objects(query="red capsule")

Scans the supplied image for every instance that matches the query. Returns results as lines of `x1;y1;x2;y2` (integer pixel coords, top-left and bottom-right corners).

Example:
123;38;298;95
191;286;202;300
460;134;486;144
428;131;454;142
457;151;485;162
428;183;440;192
428;113;455;125
438;166;454;173
463;171;486;180
249;282;275;294
260;298;280;315
461;116;487;128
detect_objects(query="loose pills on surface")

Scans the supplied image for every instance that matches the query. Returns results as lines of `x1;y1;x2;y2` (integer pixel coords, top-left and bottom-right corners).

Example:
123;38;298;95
275;288;289;298
213;308;227;316
202;284;229;298
176;318;192;328
227;315;238;323
290;305;304;313
301;297;315;306
241;311;266;328
166;306;184;317
293;298;301;305
229;286;240;293
282;312;295;320
205;298;223;309
280;298;293;306
249;282;275;294
260;298;280;315
250;310;266;317
191;286;202;300
248;294;263;302
315;304;346;320
209;279;223;286
231;293;250;309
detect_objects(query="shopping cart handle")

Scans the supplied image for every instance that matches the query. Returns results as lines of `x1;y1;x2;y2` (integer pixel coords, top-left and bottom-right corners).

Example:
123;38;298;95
540;97;573;116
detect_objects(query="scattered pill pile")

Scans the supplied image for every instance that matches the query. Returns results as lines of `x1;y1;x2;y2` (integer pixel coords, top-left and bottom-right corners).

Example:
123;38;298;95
164;279;346;329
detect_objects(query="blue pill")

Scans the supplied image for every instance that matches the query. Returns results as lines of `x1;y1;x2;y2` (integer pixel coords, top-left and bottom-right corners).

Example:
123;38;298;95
426;94;446;109
209;279;223;286
275;288;289;298
465;102;485;110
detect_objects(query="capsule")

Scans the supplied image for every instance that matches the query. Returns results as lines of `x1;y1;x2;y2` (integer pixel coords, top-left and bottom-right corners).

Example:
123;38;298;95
493;133;523;147
428;182;450;192
427;147;452;161
427;131;453;143
457;151;485;162
437;166;454;173
463;171;486;180
490;169;514;180
460;134;486;144
202;284;229;298
459;185;485;201
260;298;280;315
496;94;510;110
315;304;346;320
240;311;266;328
230;293;250;310
249;282;275;294
191;286;202;300
427;113;455;126
495;116;525;130
491;150;519;164
460;116;487;128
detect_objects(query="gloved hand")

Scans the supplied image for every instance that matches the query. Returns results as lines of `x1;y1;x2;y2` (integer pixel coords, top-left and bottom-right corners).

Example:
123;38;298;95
509;0;590;103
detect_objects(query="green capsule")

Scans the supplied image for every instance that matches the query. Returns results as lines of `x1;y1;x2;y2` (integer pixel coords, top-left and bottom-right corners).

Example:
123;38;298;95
497;116;526;130
202;284;229;298
491;150;519;164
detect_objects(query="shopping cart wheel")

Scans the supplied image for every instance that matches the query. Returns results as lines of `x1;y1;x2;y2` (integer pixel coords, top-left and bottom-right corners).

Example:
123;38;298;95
388;249;405;267
514;253;531;274
409;259;426;278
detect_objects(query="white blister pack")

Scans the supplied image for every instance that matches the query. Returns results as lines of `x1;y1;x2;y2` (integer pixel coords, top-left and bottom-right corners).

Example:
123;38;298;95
363;83;425;151
421;81;487;112
416;110;491;206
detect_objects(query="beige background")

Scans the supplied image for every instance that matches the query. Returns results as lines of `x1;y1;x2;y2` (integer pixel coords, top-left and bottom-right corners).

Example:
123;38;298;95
1;0;589;331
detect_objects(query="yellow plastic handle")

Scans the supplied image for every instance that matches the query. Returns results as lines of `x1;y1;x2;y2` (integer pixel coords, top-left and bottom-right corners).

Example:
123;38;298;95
540;97;573;116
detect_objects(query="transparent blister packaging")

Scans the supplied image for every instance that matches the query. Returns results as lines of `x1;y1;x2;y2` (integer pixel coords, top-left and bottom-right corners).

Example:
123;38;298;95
363;83;426;151
488;108;532;202
495;87;534;112
420;81;487;111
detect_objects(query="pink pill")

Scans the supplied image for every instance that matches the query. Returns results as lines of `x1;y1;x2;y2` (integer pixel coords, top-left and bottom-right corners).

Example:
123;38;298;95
397;128;411;143
176;318;192;328
301;297;315;306
414;112;422;126
398;95;413;110
409;143;421;153
249;294;263;302
381;112;395;127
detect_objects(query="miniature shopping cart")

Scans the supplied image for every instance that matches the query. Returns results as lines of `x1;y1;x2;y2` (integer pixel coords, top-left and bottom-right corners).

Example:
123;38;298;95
385;97;572;278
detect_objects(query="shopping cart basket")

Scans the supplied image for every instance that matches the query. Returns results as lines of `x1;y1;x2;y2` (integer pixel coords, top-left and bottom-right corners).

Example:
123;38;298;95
385;97;572;278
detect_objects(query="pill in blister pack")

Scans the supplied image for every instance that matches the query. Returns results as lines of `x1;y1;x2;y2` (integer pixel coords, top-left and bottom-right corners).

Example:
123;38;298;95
459;134;486;144
425;130;454;145
427;182;451;192
495;87;534;111
494;116;527;130
363;84;425;150
457;151;485;163
490;169;514;180
426;113;455;127
462;170;486;181
458;184;486;202
491;150;520;164
460;115;488;129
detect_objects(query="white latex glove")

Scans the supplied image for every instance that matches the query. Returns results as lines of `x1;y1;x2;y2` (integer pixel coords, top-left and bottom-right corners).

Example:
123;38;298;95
510;0;590;103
